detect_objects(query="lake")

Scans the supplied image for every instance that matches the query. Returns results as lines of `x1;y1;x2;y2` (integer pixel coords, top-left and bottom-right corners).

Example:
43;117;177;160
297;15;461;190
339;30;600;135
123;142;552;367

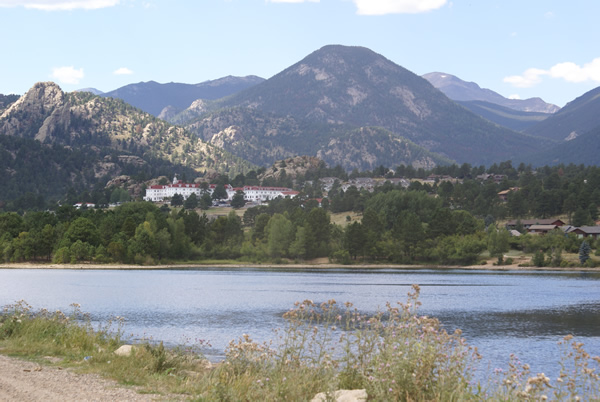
0;267;599;379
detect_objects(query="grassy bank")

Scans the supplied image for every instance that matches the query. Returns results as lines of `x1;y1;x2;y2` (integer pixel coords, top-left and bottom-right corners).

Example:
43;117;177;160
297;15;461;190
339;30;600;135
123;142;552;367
1;288;599;400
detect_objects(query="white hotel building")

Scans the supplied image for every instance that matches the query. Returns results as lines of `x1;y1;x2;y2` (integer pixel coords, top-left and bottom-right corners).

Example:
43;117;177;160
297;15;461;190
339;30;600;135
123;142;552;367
144;177;298;203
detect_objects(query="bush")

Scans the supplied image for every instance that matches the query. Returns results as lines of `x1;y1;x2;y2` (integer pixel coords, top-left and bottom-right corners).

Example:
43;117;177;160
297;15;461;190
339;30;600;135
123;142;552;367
214;285;480;401
532;250;546;267
53;246;71;263
331;249;351;265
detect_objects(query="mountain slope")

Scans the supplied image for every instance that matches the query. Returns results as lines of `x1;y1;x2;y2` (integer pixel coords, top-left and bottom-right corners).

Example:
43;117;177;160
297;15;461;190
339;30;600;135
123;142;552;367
0;134;200;205
0;94;20;114
188;106;452;170
517;124;600;166
457;100;551;132
76;88;104;95
524;86;600;142
182;45;548;167
423;72;559;113
0;82;255;197
102;75;265;116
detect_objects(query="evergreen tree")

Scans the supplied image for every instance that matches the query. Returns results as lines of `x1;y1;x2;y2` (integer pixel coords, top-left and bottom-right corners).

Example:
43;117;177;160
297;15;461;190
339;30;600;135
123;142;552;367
212;184;228;201
200;193;213;210
487;227;510;265
184;193;198;210
231;190;246;209
171;193;184;207
579;240;591;265
344;221;366;260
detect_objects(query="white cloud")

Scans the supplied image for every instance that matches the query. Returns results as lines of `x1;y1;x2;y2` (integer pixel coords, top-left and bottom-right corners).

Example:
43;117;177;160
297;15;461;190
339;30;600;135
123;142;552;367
113;67;133;75
51;66;84;84
504;68;547;88
353;0;447;15
549;58;600;83
504;58;600;88
508;94;521;100
0;0;119;11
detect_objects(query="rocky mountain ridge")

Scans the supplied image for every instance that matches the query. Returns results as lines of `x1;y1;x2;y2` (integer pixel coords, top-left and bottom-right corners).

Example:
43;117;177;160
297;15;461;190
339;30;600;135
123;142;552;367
175;45;548;168
423;72;560;113
101;75;265;117
0;82;256;203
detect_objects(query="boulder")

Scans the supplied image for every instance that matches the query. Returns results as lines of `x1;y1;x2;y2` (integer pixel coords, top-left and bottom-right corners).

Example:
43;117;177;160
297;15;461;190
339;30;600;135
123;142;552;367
113;345;135;357
311;389;367;402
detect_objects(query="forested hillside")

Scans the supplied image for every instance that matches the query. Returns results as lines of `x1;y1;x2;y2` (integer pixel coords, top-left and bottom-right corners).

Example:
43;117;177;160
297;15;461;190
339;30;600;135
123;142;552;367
0;83;256;205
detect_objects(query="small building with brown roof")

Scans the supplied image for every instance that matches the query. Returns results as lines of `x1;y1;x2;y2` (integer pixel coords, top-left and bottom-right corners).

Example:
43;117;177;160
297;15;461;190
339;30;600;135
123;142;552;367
571;226;600;239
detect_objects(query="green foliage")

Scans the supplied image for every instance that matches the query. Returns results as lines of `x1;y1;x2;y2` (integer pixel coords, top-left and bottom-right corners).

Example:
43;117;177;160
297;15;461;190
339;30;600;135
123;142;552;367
230;190;246;209
265;214;294;258
211;184;228;201
487;227;510;264
170;193;183;207
183;193;198;210
579;240;592;265
532;250;546;267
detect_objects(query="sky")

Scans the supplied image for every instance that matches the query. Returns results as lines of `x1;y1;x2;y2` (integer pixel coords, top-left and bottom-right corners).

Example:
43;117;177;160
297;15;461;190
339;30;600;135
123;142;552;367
1;0;599;107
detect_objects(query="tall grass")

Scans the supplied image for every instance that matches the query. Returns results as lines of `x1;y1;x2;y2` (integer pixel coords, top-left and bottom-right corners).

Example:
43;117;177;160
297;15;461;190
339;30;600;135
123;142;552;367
1;288;599;400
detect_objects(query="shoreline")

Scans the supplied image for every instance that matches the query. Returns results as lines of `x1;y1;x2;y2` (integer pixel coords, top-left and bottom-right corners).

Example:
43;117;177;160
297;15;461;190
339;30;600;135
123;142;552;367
0;261;598;272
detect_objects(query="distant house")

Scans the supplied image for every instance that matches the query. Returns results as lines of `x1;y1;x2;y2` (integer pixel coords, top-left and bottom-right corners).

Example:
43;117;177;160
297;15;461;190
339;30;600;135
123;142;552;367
426;174;462;184
505;218;565;230
527;224;559;235
497;187;519;202
74;202;95;209
561;225;578;235
572;226;600;239
477;174;508;183
382;178;410;188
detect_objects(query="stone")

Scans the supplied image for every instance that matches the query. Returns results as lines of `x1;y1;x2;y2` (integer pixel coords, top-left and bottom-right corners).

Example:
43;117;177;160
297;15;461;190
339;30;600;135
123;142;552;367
311;389;367;402
113;345;135;357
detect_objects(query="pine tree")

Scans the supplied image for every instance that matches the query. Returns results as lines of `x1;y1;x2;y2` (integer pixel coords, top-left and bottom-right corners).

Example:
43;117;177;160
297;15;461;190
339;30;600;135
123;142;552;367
579;240;591;265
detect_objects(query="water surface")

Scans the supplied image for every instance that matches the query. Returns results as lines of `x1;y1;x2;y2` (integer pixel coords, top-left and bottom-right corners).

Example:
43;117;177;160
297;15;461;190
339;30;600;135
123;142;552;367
1;267;598;378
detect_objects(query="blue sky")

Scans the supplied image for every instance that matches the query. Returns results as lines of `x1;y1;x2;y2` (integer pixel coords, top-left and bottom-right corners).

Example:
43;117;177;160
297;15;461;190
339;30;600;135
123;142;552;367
1;0;599;107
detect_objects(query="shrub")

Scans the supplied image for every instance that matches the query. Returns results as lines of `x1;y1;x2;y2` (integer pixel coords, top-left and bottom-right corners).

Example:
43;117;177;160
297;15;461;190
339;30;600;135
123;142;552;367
213;285;480;401
532;250;546;267
490;335;600;401
53;246;71;263
331;249;351;265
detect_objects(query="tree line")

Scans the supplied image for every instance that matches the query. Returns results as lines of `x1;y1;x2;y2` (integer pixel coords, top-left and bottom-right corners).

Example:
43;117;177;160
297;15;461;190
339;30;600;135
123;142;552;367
1;160;599;267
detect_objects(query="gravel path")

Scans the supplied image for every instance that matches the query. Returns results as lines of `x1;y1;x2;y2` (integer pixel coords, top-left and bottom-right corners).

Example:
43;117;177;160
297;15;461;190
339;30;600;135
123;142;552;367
0;354;159;401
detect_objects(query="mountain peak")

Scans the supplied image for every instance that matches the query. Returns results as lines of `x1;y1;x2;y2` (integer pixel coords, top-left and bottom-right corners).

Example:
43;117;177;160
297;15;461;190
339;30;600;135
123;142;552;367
423;72;559;113
190;45;545;167
101;76;265;116
0;82;65;133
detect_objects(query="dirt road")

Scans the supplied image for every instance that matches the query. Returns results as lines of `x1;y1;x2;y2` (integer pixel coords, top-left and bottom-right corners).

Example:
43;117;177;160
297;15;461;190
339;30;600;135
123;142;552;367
0;354;157;401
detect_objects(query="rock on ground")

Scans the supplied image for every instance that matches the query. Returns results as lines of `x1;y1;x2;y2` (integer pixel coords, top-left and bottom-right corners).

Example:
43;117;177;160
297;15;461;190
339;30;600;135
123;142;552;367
311;389;368;402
